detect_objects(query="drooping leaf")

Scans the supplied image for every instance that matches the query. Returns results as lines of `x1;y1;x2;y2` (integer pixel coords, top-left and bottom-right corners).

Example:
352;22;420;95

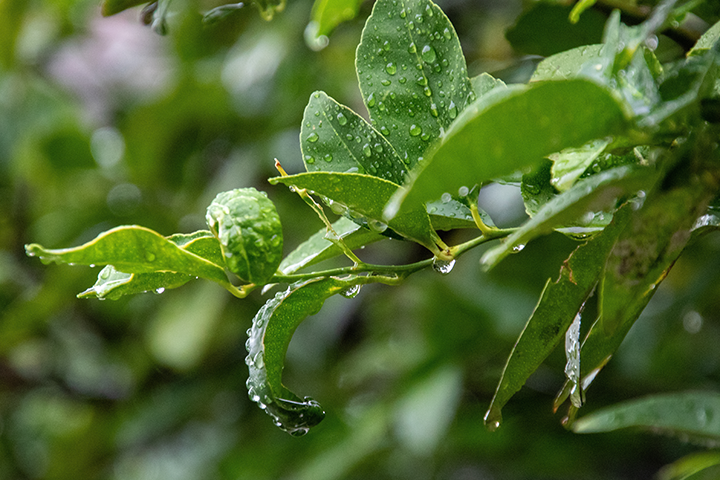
79;231;223;300
386;78;630;222
270;172;442;255
25;226;231;288
206;188;283;285
483;205;633;431
355;0;474;170
246;275;386;435
530;44;603;82
101;0;148;16
482;165;653;268
278;217;385;275
306;0;362;47
300;91;409;184
573;391;720;442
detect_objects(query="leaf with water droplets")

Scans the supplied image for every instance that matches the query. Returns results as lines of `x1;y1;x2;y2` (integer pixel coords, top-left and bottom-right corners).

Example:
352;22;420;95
78;231;224;300
246;275;380;435
387;79;630;226
25;226;232;289
356;0;473;170
657;450;720;480
270;172;443;255
278;217;385;275
549;138;609;192
482;164;653;268
531;44;603;82
484;204;633;431
572;391;720;442
688;20;720;57
206;188;283;285
301;91;408;184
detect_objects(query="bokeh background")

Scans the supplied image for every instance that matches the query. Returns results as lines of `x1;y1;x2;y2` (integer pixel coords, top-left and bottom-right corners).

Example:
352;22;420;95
2;0;720;478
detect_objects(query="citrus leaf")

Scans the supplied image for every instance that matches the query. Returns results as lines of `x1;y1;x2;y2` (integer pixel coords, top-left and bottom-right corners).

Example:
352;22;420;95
549;138;610;192
300;91;409;184
206;188;283;285
531;44;603;82
386;79;630;223
79;231;223;300
25;226;231;288
306;0;362;44
573;391;720;441
278;217;385;275
356;0;474;170
246;275;379;435
483;204;633;431
270;172;442;254
482;165;652;269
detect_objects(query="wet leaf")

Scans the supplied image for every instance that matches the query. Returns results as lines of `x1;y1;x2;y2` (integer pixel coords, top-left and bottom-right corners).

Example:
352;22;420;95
25;226;230;288
270;172;442;254
206;188;283;285
688;20;720;57
78;231;223;300
356;0;473;170
530;45;603;82
301;91;408;184
483;205;633;431
573;391;720;441
549;138;610;192
246;275;381;435
427;197;493;231
470;72;507;99
278;217;385;275
386;79;630;223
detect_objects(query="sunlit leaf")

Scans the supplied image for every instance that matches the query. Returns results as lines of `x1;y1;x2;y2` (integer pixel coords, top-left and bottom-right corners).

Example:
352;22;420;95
573;391;720;441
356;0;474;170
270;172;442;255
484;205;633;430
386;79;630;223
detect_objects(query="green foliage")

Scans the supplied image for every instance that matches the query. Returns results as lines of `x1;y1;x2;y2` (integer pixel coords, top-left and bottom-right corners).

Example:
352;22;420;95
10;0;720;478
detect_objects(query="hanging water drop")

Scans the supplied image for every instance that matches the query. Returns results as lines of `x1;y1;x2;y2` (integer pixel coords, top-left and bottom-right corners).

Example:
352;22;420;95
432;257;455;274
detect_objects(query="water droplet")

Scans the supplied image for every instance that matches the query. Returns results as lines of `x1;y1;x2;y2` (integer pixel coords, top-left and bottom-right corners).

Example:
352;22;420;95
369;219;388;233
448;101;457;119
145;252;156;262
367;93;376;108
420;132;430;141
408;42;417;54
443;28;451;40
381;79;391;86
409;124;422;136
415;13;423;23
340;284;362;298
323;154;333;162
416;76;427;86
374;143;383;153
154;287;165;294
337;112;347;125
484;407;502;431
383;40;391;51
386;62;397;75
362;144;372;157
307;132;319;143
441;192;452;203
380;126;390;136
100;268;111;280
458;186;469;197
432;257;455;274
399;76;407;84
512;244;525;252
399;8;406;18
430;103;439;117
421;45;436;64
423;87;432;97
304;155;315;164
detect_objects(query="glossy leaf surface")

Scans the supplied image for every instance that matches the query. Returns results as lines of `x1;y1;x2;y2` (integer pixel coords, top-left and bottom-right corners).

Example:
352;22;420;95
356;0;473;170
530;44;603;82
573;391;720;441
548;139;609;192
387;79;630;222
484;205;633;430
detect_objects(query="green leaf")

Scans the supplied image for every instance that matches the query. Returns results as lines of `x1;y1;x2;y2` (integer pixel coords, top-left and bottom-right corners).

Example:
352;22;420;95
25;226;231;288
206;188;283;285
530;44;603;82
246;275;377;435
569;0;597;24
483;204;633;431
356;0;474;170
688;20;720;57
253;0;285;20
101;0;148;16
482;165;652;269
278;217;385;275
427;197;493;231
549;138;610;192
572;391;720;441
306;0;362;44
386;78;630;223
657;450;720;480
78;231;223;300
300;91;409;184
470;73;507;99
270;172;442;255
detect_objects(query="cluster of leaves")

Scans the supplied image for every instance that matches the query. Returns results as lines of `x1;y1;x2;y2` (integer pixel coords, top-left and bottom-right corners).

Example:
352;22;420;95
26;0;720;456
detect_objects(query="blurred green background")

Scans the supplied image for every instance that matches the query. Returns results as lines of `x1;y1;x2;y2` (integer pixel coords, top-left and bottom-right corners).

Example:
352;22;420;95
2;0;720;478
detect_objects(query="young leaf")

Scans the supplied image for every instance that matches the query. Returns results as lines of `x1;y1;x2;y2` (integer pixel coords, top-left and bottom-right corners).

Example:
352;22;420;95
278;217;385;275
25;226;231;287
356;0;474;169
572;391;720;441
484;204;632;431
482;165;653;268
270;172;443;255
300;91;408;184
386;79;630;222
206;188;283;285
306;0;362;46
79;231;223;300
246;275;383;435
